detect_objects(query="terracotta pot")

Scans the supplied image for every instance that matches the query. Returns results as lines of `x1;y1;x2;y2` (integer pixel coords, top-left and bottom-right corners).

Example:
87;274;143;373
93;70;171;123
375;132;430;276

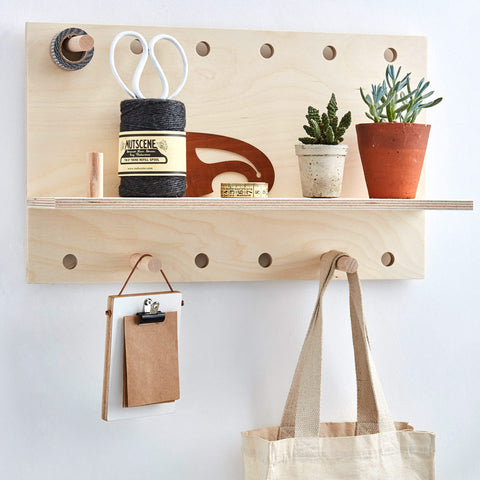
356;123;431;198
295;144;348;198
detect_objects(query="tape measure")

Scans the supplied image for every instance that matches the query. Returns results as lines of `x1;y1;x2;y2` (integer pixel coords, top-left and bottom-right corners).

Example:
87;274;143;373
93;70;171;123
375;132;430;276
221;182;268;198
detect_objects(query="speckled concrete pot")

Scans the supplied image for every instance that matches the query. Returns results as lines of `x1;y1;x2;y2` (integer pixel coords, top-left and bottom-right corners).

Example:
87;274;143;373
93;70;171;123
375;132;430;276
295;144;348;197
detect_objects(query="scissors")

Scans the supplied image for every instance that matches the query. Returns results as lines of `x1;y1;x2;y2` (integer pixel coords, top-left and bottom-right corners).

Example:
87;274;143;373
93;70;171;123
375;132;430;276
109;31;188;100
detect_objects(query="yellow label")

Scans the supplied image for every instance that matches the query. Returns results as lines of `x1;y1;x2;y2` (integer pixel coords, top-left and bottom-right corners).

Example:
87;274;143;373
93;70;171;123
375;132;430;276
118;130;186;176
220;182;268;198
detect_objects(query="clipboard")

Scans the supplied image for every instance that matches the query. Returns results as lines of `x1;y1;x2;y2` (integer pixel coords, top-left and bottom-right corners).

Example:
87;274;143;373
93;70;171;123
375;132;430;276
102;256;183;421
124;310;180;407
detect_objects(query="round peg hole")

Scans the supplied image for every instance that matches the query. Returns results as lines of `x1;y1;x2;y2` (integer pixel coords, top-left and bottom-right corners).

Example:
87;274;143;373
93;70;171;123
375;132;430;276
130;39;144;54
62;254;78;270
258;252;273;268
260;43;274;59
384;47;398;63
196;41;210;57
381;252;395;267
322;45;337;61
195;253;209;268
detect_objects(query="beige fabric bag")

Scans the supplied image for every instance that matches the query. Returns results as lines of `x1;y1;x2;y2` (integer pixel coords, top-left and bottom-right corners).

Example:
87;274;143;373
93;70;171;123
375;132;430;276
242;251;435;479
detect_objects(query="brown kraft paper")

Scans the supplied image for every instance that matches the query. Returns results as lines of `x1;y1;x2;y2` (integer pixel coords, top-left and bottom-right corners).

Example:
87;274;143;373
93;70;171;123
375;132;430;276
123;312;180;407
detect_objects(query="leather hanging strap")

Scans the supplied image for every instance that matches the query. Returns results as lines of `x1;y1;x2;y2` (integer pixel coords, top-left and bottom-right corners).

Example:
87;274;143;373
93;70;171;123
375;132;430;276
118;254;174;296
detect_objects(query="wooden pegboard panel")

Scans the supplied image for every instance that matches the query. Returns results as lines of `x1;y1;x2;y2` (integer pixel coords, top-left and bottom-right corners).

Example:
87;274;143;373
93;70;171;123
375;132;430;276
27;207;425;283
26;23;431;282
26;23;427;198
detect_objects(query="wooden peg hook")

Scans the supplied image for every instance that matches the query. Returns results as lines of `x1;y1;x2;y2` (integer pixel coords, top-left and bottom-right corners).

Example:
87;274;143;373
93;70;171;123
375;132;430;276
65;34;94;52
335;255;358;273
321;253;358;273
130;254;162;273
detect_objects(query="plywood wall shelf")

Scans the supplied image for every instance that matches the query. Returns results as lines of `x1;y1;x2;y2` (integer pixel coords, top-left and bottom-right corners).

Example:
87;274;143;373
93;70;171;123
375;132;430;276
26;196;472;283
26;23;472;283
28;197;473;211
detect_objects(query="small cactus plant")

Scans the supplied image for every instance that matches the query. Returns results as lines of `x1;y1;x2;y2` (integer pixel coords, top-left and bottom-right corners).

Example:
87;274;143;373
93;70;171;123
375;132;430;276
299;94;352;145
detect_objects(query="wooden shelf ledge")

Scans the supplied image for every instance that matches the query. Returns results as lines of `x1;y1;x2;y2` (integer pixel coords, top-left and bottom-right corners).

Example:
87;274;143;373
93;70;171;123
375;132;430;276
27;197;473;211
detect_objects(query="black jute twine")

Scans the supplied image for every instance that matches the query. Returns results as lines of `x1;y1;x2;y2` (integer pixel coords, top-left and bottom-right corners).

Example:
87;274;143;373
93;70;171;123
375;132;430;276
119;99;186;197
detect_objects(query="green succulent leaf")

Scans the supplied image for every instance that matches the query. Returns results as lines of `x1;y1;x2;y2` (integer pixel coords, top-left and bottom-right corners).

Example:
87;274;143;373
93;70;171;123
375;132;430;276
298;136;317;144
330;115;338;134
339;111;352;130
307;106;320;119
325;126;335;144
313;120;322;139
303;125;315;137
419;97;443;109
327;93;338;120
419;90;434;100
321;112;330;128
360;88;372;106
307;116;317;130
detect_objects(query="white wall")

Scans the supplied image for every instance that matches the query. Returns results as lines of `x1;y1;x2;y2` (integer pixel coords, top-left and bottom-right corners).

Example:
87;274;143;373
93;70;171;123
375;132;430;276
1;1;479;478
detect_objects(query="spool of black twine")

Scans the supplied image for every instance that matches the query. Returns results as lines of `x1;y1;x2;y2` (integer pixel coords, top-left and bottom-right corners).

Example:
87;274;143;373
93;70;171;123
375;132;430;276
119;99;186;197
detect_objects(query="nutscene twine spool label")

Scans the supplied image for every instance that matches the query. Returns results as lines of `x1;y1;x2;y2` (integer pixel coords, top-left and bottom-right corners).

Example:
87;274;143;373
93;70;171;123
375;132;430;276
118;130;186;176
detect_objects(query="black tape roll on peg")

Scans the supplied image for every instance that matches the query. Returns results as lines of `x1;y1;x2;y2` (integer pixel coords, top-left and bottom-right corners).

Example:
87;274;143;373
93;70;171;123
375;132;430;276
50;27;94;71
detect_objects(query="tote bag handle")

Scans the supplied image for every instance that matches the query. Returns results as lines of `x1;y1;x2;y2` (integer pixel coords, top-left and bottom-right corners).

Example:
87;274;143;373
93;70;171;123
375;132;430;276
279;250;395;438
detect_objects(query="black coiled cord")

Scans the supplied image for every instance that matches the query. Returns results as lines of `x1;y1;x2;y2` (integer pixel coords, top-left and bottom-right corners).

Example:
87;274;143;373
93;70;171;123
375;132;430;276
119;99;186;197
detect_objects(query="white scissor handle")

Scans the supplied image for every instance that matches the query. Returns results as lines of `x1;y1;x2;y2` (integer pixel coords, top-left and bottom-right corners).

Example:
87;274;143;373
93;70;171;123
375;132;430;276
109;31;149;99
148;34;189;99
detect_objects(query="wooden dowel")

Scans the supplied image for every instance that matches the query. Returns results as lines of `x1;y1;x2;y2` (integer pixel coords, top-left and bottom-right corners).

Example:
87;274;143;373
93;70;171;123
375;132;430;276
65;34;94;52
87;152;103;198
335;255;358;273
130;254;162;273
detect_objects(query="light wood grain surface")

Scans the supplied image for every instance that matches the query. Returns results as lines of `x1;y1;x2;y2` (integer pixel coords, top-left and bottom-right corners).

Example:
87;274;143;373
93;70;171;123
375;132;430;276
26;23;441;282
26;23;427;198
27;207;425;282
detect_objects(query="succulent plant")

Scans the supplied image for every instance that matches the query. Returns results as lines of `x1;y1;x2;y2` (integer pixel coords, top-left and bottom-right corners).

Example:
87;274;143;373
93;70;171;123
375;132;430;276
299;94;352;145
360;65;442;123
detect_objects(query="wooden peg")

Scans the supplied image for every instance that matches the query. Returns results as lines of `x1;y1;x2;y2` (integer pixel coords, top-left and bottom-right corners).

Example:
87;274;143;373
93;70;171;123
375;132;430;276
87;152;103;197
130;254;162;273
335;255;358;273
65;34;94;53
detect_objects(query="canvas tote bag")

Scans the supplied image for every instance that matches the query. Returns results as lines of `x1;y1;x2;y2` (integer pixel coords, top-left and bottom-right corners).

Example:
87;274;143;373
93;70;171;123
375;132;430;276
242;251;435;479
